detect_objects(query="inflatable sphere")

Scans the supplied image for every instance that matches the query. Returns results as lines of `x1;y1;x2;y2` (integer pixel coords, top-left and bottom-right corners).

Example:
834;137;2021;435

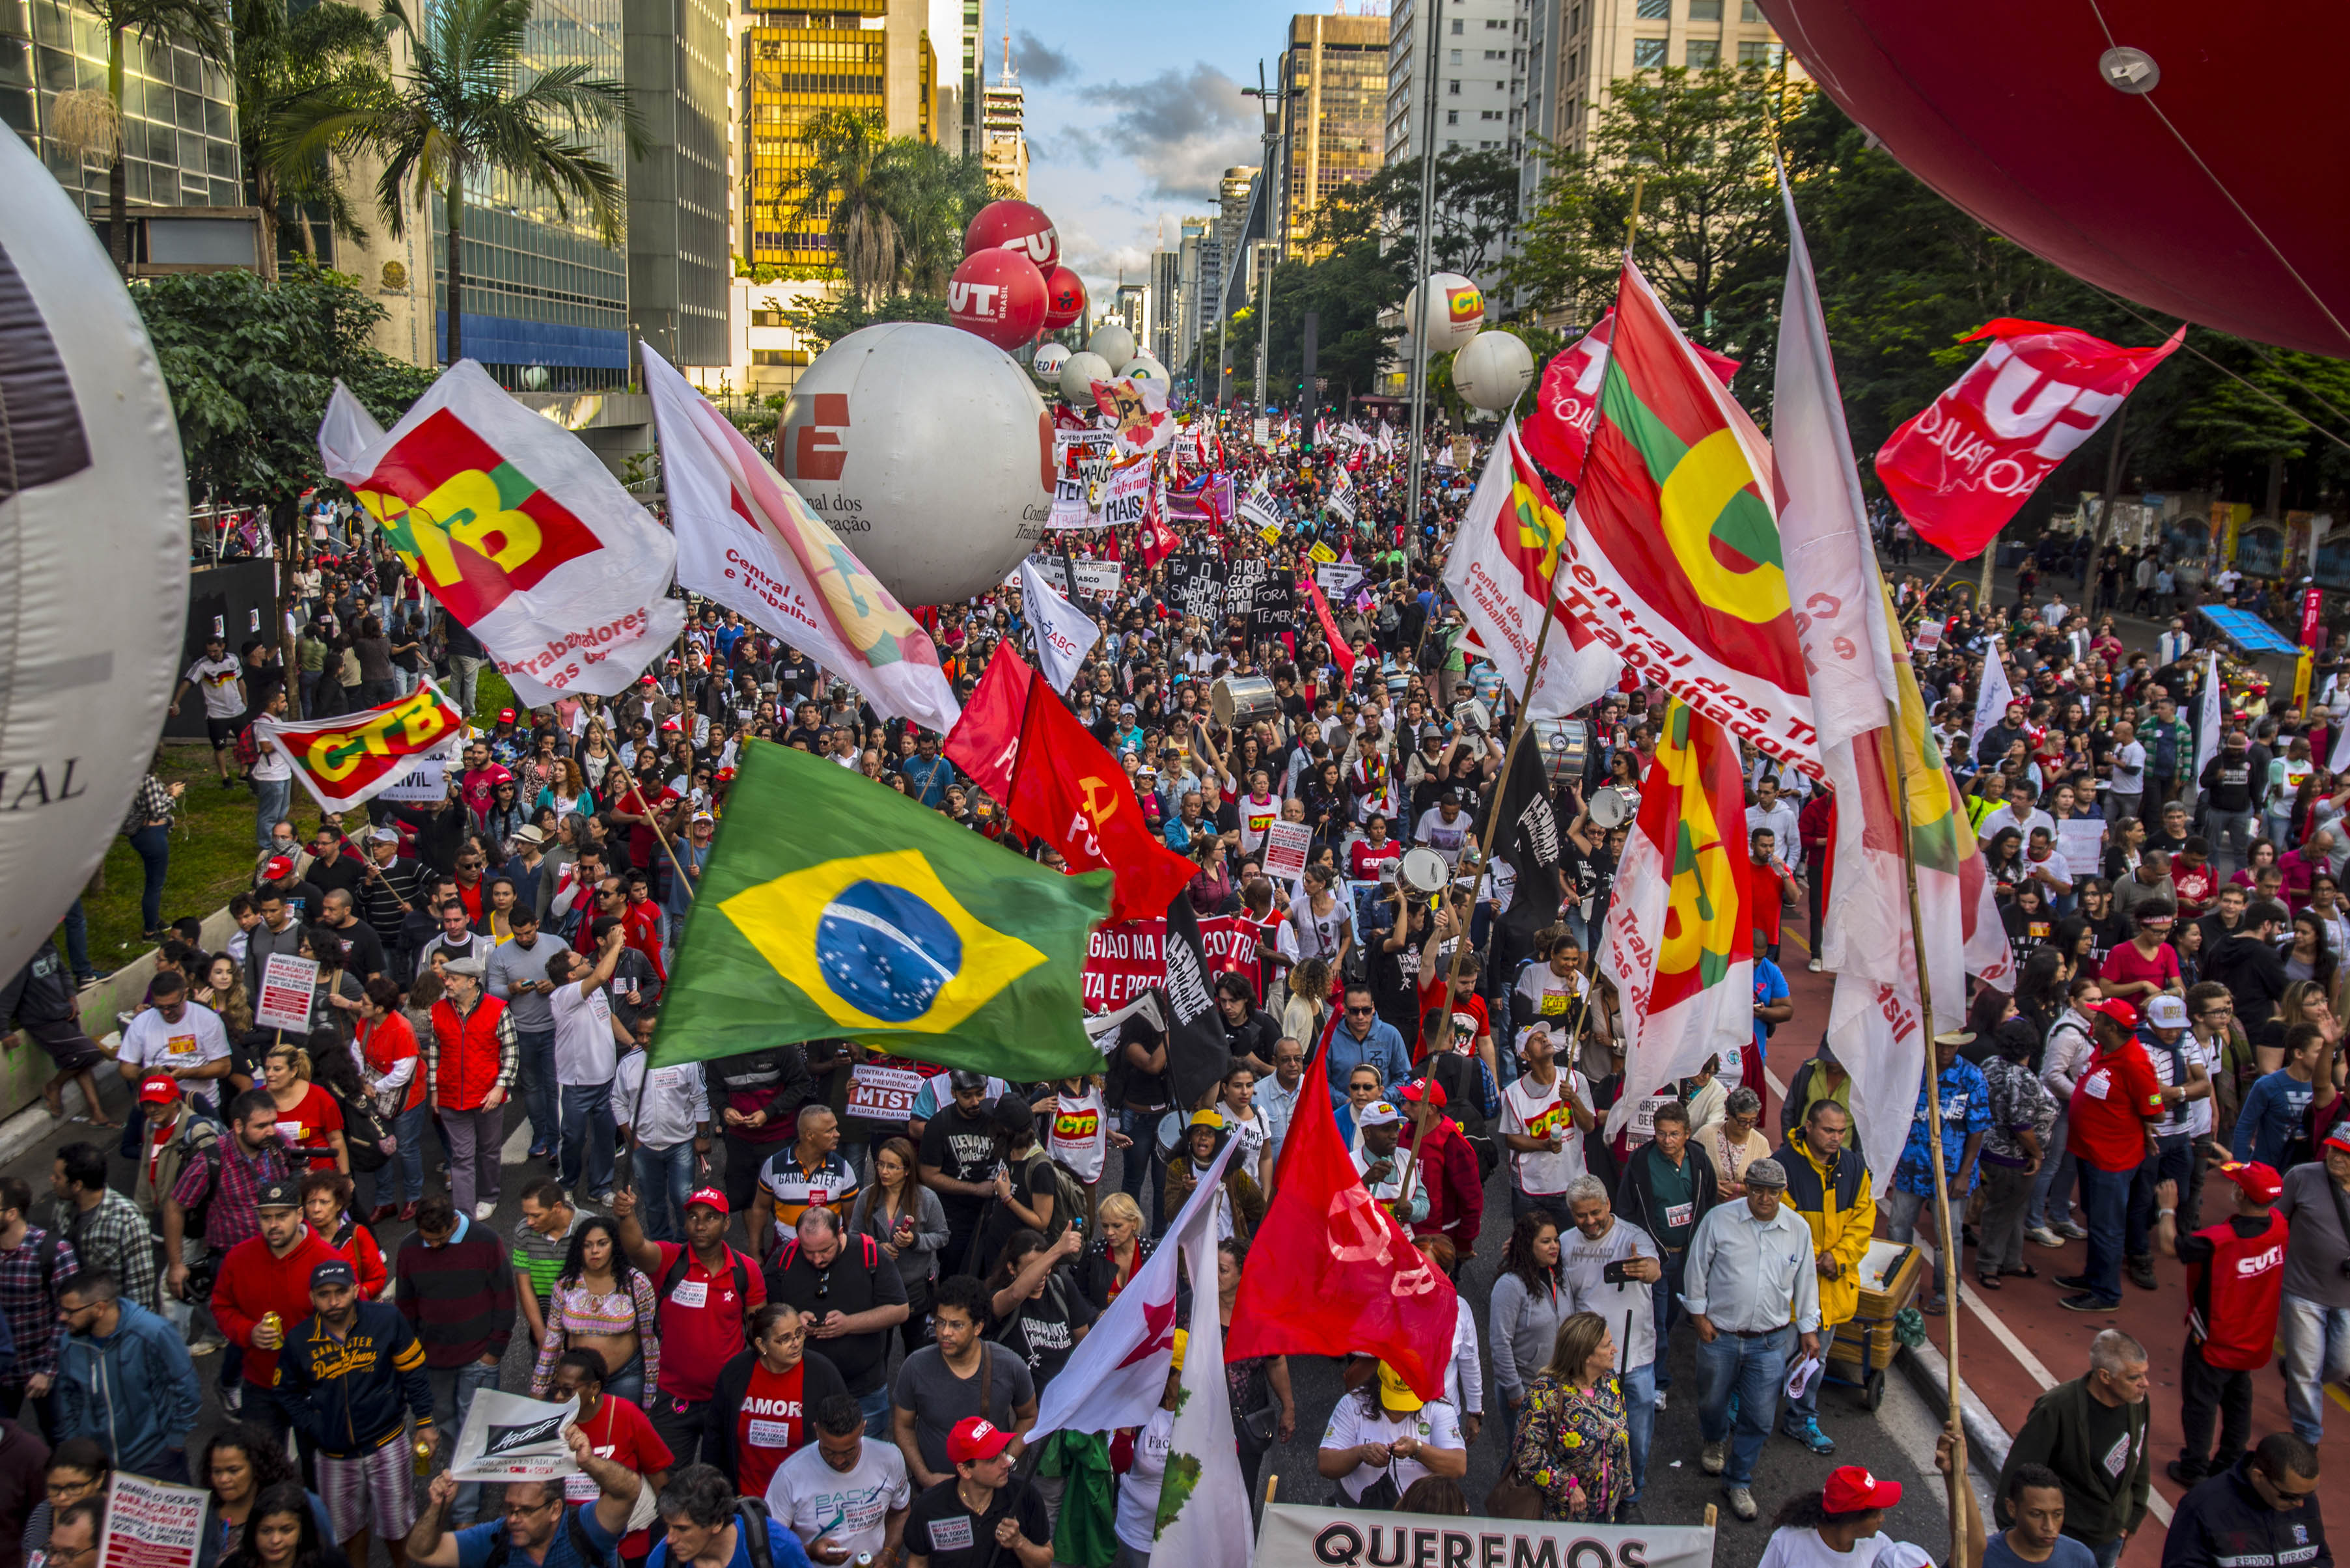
1755;0;2350;356
1058;350;1113;407
1085;323;1136;372
1451;330;1536;412
777;322;1053;607
1118;355;1170;388
0;132;189;980
1032;342;1071;383
947;250;1048;351
963;199;1059;272
1403;273;1486;354
1043;266;1088;329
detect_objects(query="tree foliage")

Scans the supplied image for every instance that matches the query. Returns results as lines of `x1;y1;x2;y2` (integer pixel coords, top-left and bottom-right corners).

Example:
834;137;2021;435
780;109;998;307
136;263;435;506
233;0;393;264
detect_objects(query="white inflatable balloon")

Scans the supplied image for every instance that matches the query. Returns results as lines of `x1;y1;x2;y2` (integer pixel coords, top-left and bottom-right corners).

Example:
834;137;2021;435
0;132;188;980
1118;355;1170;388
775;322;1053;607
1451;329;1536;412
1058;350;1113;407
1032;342;1070;383
1403;272;1486;354
1085;323;1135;371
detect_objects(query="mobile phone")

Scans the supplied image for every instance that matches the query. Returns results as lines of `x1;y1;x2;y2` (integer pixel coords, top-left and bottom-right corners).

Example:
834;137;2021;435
1601;1259;1633;1284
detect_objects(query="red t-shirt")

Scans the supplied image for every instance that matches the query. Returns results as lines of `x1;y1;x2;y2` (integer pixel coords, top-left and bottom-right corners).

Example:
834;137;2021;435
650;1242;766;1399
570;1393;672;1556
2066;1041;2166;1172
1414;982;1488;1058
734;1360;814;1500
1747;860;1793;947
2096;939;2181;998
276;1084;345;1170
2172;861;2219;916
357;1013;426;1114
1349;838;1402;882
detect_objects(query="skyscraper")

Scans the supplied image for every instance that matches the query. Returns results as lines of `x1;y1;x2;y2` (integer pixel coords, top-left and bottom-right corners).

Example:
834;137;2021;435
1387;0;1524;165
1275;12;1387;262
980;35;1026;197
1150;245;1182;369
626;0;732;371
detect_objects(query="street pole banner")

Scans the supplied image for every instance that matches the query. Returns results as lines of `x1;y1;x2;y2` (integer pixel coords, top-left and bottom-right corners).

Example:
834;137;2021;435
256;683;466;814
99;1473;208;1568
1251;1504;1715;1568
255;954;320;1034
449;1390;582;1481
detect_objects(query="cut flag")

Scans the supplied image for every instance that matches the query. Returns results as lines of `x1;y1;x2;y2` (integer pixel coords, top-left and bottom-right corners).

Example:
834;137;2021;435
256;682;465;813
1226;1024;1458;1399
1601;699;1754;1140
1555;260;1820;774
645;739;1111;1080
1030;1134;1236;1442
644;348;960;735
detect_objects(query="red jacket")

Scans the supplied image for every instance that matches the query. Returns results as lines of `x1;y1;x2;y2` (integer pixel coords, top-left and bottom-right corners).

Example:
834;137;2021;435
1798;794;1835;863
1400;1116;1484;1256
211;1226;342;1389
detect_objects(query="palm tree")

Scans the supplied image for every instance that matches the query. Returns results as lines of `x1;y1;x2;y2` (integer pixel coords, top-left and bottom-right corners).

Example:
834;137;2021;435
890;138;996;295
279;0;642;364
63;0;233;275
234;0;392;266
784;108;906;304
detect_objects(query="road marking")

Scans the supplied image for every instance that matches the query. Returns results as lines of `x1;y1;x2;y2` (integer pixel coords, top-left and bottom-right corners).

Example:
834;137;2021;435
503;1118;534;1166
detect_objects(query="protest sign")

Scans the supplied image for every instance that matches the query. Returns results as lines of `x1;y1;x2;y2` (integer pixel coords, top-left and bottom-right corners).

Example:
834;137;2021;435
449;1390;582;1482
1249;570;1298;639
846;1063;927;1121
99;1472;208;1568
1251;1504;1715;1568
2056;818;2105;879
1316;564;1365;601
376;755;452;804
1262;820;1313;885
1083;915;1256;1008
1096;457;1155;529
254;953;319;1033
1166;555;1227;620
1029;557;1126;598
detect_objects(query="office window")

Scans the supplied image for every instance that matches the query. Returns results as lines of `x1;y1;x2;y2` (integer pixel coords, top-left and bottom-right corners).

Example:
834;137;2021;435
1446;107;1459;123
1480;109;1500;119
1448;48;1461;61
1632;36;1666;66
1689;0;1721;16
1450;16;1463;31
1738;40;1786;66
1635;0;1667;18
1448;76;1459;92
1685;38;1719;66
1742;0;1763;17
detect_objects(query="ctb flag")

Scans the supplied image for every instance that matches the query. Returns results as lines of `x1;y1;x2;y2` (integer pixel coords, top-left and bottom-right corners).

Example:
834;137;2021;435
647;739;1111;1081
256;683;465;812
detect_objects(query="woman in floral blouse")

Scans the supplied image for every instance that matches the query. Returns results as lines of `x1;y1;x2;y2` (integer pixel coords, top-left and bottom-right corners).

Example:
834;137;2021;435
1509;1312;1631;1522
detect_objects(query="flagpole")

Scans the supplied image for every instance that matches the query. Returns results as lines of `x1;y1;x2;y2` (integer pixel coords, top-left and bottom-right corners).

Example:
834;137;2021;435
1883;696;1969;1568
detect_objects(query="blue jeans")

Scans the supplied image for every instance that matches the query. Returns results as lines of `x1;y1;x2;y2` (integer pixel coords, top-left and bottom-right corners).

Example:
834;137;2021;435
1790;1321;1838;1419
561;1080;616;1198
2079;1162;2133;1306
515;1029;559;1157
128;825;169;935
2277;1293;2350;1443
449;654;487;717
1696;1325;1793;1487
372;1102;427;1209
2028;1111;2075;1229
1621;1358;1656;1496
253;776;291;851
1652;1249;1688;1392
428;1360;501;1524
632;1141;697;1243
857;1384;892;1439
61;899;92;982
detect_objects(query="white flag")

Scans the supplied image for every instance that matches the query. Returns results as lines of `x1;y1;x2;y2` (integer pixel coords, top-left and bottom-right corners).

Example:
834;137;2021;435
1969;639;2016;770
2195;650;2223;781
1148;1202;1252;1568
1029;1137;1236;1443
644;348;960;736
1327;464;1358;524
1019;557;1101;693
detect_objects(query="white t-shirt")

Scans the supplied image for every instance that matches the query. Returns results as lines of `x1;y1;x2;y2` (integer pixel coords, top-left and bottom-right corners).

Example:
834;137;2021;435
184;656;245;719
1223;1104;1269;1176
1500;1069;1590;1196
1414;808;1472;868
1318;1394;1466;1504
120;1003;232;1110
1754;1527;1898;1568
1113;1406;1176;1551
764;1433;911;1560
1046;1086;1109;1184
1514;965;1588;1026
2110;740;2146;793
549;980;618;1087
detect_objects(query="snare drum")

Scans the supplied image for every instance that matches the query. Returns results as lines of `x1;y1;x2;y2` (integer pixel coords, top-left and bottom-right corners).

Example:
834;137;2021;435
1211;674;1281;726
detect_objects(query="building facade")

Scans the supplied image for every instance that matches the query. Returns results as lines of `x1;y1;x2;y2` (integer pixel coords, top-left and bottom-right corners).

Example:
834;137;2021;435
1275;12;1386;262
979;36;1024;197
1386;0;1525;166
626;0;732;373
1149;245;1182;370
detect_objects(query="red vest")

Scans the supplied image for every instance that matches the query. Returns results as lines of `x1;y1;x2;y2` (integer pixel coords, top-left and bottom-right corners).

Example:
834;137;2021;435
429;994;508;1112
2186;1209;2288;1371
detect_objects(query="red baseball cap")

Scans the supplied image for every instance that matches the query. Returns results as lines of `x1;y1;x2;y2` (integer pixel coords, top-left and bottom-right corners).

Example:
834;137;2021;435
1397;1077;1448;1109
2325;1131;2350;1157
137;1073;180;1104
947;1417;1016;1465
685;1187;729;1215
262;855;295;881
1821;1465;1903;1513
640;674;657;685
498;708;516;723
2217;1161;2284;1204
2086;997;2140;1032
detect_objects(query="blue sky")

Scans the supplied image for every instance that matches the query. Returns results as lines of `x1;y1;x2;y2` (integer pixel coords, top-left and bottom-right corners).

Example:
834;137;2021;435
986;0;1342;289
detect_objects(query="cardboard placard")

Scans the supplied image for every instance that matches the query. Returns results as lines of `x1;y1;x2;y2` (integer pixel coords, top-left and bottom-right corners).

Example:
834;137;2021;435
2056;817;2105;877
448;1390;582;1481
1262;819;1313;884
844;1062;927;1122
254;952;320;1033
98;1473;208;1568
377;756;450;803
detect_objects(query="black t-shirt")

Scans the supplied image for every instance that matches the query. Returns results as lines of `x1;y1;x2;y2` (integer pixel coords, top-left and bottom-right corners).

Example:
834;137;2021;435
989;1269;1097;1386
325;919;387;981
976;1153;1050;1268
919;1106;1001;1228
761;1241;909;1394
905;1478;1050;1568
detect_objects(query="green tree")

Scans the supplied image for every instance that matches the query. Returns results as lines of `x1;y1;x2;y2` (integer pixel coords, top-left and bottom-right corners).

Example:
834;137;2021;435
279;0;642;364
233;0;392;265
1321;147;1521;278
68;0;232;275
890;135;999;295
784;108;907;305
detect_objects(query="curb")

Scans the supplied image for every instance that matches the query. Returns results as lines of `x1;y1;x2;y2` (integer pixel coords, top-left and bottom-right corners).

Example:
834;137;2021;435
1896;1338;2012;1475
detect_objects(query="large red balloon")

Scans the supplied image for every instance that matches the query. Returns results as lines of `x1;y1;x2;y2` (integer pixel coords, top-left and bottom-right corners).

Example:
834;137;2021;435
1758;1;2350;357
1043;266;1087;330
964;199;1059;272
947;250;1048;350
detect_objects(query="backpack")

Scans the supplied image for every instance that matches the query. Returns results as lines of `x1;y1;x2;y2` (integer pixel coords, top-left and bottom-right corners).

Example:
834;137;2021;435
1428;1052;1498;1183
1034;1153;1092;1248
772;1233;881;1274
327;1083;394;1174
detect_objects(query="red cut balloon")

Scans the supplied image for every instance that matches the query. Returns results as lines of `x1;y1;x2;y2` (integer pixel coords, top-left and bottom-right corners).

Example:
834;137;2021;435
964;199;1060;272
947;250;1048;350
1756;1;2350;357
1042;265;1087;329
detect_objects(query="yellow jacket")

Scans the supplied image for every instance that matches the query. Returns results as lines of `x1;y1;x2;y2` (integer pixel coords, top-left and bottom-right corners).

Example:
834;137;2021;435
1778;1135;1875;1328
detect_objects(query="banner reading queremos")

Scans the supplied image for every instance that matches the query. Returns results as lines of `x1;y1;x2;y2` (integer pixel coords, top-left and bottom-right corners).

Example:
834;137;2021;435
449;1389;581;1481
1252;1504;1715;1568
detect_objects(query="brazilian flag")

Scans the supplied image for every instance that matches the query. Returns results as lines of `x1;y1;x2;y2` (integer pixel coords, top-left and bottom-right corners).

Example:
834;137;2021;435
646;740;1113;1080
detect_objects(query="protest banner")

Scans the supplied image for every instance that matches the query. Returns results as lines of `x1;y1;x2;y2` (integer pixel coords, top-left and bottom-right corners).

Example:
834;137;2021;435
1166;555;1228;621
1096;456;1155;529
99;1472;208;1568
1251;1504;1715;1568
1262;820;1313;885
254;953;320;1034
256;683;465;813
376;756;452;804
1027;557;1126;598
449;1390;581;1481
2056;817;2106;879
1316;563;1365;601
1083;915;1255;1008
846;1062;928;1122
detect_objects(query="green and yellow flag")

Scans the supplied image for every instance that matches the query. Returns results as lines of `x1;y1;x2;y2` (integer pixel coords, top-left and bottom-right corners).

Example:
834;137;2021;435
646;740;1113;1080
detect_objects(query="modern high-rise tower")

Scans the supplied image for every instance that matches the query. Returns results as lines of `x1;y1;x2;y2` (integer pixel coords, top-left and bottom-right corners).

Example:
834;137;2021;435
1274;11;1387;262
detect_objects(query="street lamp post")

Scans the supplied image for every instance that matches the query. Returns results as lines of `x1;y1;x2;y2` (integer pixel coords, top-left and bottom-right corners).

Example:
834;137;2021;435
1241;62;1298;429
1402;0;1444;561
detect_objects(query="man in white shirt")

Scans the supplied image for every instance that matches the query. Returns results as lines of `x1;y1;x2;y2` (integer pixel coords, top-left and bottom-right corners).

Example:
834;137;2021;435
2107;721;2147;825
168;633;247;784
1745;776;1801;859
615;1013;712;1243
1978;780;2058;848
767;1394;912;1565
1498;1023;1593;1216
549;925;630;1205
1682;1157;1821;1520
117;972;233;1114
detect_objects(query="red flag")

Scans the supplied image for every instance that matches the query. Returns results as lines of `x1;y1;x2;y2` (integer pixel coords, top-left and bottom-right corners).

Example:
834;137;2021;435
1226;1047;1459;1399
941;642;1030;799
1520;309;1740;479
1139;484;1180;568
1306;577;1355;681
1875;318;2184;561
